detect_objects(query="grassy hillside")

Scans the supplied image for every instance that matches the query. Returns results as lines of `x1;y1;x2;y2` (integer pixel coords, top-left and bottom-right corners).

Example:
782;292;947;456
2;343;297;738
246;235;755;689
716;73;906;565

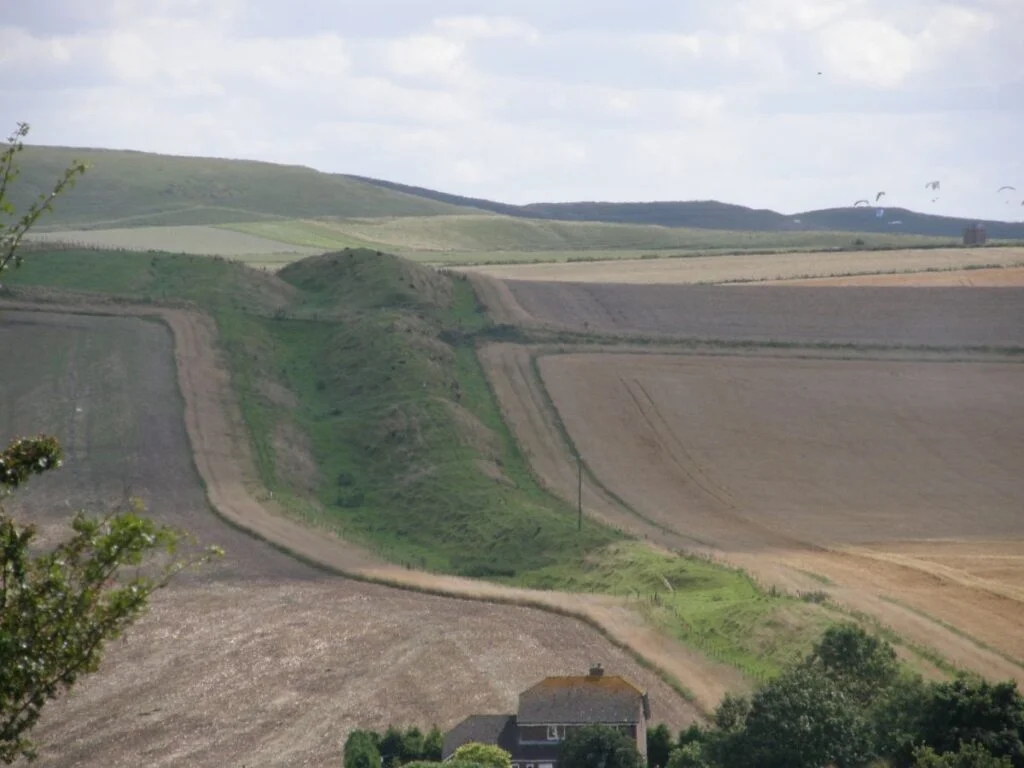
354;175;1024;239
2;247;614;575
11;146;474;230
2;246;953;684
227;215;952;262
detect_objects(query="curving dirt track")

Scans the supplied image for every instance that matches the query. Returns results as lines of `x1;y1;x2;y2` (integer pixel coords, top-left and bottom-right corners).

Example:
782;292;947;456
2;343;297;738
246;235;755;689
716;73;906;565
477;340;1024;682
1;300;710;767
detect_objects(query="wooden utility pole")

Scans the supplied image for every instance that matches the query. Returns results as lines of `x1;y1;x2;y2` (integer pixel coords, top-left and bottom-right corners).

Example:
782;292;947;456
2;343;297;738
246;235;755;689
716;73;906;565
577;452;583;532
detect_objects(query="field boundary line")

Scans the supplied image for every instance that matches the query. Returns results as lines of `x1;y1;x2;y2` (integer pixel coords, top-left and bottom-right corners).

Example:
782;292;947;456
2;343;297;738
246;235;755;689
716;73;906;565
0;296;728;717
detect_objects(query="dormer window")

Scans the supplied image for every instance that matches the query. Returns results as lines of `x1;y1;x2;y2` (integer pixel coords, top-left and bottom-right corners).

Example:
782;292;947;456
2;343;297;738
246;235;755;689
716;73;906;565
546;725;558;741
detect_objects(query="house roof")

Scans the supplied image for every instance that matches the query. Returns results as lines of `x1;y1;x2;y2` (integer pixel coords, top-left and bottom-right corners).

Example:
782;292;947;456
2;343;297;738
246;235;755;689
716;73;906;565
517;674;646;725
442;714;516;760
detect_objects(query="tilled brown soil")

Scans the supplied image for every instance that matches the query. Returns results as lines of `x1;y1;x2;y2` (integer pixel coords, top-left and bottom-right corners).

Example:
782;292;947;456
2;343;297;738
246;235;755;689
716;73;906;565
498;282;1024;348
767;267;1024;287
477;341;1024;679
1;302;705;767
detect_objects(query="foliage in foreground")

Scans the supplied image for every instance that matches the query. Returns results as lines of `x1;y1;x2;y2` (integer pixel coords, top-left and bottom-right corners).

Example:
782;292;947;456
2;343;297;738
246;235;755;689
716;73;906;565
645;624;1024;768
560;724;643;768
0;437;221;764
343;726;444;768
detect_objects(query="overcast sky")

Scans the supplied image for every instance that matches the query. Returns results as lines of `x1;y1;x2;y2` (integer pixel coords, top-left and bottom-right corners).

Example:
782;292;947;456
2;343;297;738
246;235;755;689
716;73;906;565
2;0;1022;219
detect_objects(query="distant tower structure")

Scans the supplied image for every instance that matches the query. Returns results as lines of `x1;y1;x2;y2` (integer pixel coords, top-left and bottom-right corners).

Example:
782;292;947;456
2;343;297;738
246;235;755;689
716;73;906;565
963;223;987;246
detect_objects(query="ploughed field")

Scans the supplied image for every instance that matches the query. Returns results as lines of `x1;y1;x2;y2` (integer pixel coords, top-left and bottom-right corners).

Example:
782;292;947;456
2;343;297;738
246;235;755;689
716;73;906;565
0;309;696;768
477;274;1024;674
501;281;1024;348
464;246;1024;284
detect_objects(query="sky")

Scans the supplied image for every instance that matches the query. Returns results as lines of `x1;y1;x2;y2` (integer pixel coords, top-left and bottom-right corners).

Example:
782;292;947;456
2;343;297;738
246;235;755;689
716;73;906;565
2;0;1023;219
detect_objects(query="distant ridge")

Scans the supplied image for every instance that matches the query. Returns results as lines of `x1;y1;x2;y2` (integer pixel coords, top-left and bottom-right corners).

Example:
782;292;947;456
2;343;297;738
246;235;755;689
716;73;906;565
351;174;1024;240
13;145;1024;239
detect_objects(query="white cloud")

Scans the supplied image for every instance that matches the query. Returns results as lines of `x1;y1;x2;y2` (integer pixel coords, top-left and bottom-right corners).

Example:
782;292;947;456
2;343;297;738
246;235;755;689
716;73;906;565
1;0;1021;220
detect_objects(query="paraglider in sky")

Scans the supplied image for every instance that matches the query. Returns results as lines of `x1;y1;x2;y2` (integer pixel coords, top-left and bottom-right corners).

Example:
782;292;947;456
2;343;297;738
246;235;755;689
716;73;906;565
854;199;870;207
998;185;1016;204
875;191;886;202
997;186;1016;192
925;181;940;191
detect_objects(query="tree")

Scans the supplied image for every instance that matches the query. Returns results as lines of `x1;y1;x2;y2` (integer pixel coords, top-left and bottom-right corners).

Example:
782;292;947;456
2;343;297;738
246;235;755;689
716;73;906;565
666;743;709;768
913;742;1014;768
558;724;643;768
422;726;443;762
450;742;511;768
0;437;221;763
914;679;1024;767
647;723;675;768
344;730;383;768
726;666;872;768
402;726;425;763
379;726;406;768
806;623;899;706
0;126;218;763
1;122;87;279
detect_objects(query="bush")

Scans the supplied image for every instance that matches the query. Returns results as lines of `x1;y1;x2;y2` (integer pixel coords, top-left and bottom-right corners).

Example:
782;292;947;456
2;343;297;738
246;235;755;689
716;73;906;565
559;724;643;768
344;730;382;768
450;743;511;768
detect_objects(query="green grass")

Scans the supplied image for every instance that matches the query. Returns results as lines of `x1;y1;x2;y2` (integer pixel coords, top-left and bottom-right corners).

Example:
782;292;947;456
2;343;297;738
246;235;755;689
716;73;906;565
513;542;842;682
3;246;956;685
224;215;956;264
12;146;472;231
27;226;323;257
4;247;615;576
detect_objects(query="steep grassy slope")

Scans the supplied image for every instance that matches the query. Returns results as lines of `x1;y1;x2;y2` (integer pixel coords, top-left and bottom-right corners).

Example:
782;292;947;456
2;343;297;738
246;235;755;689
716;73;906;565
11;146;474;230
2;247;955;684
3;248;614;575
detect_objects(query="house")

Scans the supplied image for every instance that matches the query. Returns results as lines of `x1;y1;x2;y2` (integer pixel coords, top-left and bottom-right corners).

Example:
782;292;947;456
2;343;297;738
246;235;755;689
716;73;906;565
442;664;650;768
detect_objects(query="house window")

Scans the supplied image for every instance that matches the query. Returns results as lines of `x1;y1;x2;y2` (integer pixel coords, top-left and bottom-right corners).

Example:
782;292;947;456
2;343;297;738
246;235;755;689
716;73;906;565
526;763;535;768
546;725;559;741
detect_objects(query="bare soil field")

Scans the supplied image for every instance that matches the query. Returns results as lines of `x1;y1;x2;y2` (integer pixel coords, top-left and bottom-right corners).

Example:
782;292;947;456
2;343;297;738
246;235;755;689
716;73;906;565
1;307;700;767
767;267;1024;286
462;247;1024;285
491;281;1024;348
513;349;1024;672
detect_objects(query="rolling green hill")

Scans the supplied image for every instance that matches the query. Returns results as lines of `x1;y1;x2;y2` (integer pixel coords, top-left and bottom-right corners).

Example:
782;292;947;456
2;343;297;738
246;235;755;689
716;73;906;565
11;146;475;230
3;247;614;575
228;215;951;261
352;175;1024;239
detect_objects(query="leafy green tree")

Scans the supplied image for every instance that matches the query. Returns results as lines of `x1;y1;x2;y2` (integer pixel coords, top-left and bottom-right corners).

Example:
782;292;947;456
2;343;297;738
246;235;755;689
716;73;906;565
666;742;710;768
422;726;443;761
379;726;406;767
344;730;383;768
914;679;1024;767
913;742;1014;768
647;723;675;768
450;742;511;768
806;623;900;705
402;726;425;762
677;724;706;747
0;436;221;763
1;122;87;279
713;693;750;732
871;673;932;762
725;666;872;768
558;724;642;768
